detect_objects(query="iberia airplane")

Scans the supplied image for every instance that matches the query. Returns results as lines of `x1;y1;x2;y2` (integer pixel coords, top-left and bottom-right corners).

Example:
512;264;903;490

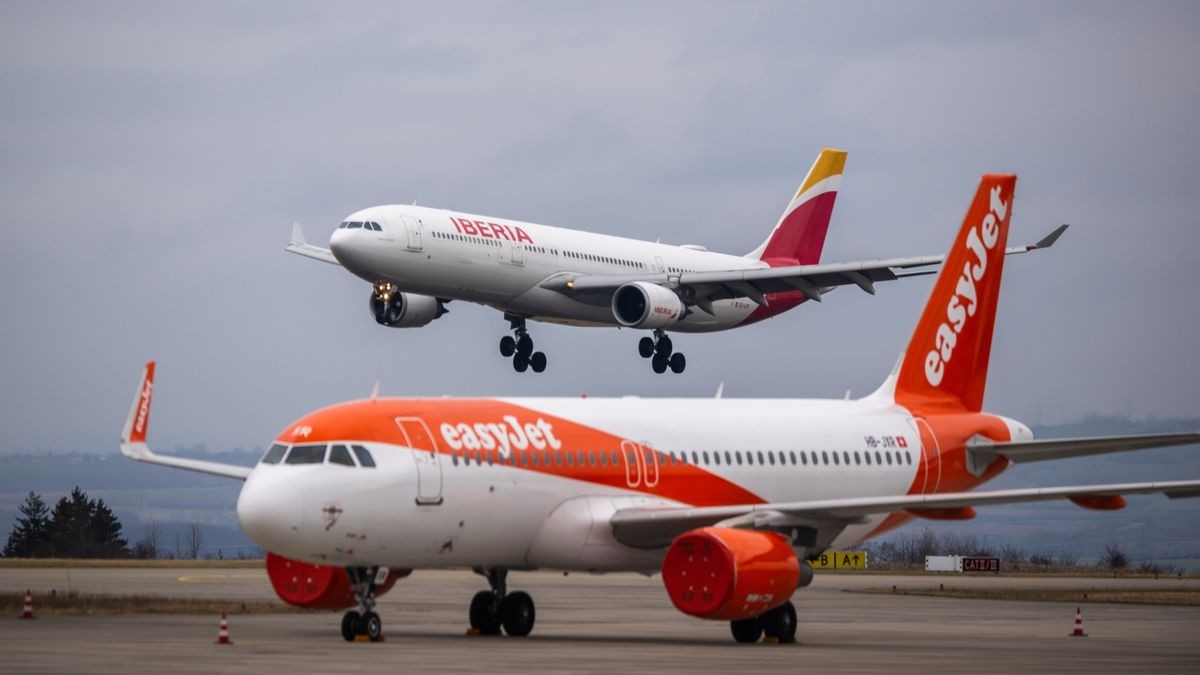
125;174;1197;644
286;149;1066;374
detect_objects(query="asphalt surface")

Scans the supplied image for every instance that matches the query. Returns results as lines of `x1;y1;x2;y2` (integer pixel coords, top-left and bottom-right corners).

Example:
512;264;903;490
3;567;1198;673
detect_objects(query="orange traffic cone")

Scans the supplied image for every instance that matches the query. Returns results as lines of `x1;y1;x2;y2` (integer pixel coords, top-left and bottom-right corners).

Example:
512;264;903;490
1069;606;1087;637
215;612;233;644
20;589;34;619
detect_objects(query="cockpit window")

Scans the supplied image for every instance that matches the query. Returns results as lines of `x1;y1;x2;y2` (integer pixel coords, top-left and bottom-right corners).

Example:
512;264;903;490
285;444;327;464
351;445;376;468
329;444;356;467
261;443;288;464
370;221;382;231
338;221;349;229
347;221;363;229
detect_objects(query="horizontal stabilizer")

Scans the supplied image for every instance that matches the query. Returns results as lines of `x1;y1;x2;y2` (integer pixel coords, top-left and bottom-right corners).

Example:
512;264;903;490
975;431;1200;464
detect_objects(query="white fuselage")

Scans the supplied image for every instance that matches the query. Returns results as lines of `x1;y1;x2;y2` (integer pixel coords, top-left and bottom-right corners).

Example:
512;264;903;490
235;395;1024;573
328;205;773;331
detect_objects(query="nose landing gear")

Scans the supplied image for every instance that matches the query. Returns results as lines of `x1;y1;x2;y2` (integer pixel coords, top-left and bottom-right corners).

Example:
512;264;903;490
468;567;536;637
341;566;384;642
499;316;547;373
638;329;685;374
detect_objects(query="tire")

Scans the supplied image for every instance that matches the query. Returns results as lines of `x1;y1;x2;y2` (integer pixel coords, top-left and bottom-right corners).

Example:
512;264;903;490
361;611;383;642
760;601;797;643
669;352;686;374
530;352;547;373
341;610;360;642
638;337;655;358
499;335;516;357
516;334;534;356
514;353;530;372
469;590;501;635
655;334;673;356
730;616;763;644
651;355;668;374
499;591;535;637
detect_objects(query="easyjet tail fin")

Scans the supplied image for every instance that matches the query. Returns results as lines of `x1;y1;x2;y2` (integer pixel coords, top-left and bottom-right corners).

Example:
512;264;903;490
746;148;846;264
887;174;1017;413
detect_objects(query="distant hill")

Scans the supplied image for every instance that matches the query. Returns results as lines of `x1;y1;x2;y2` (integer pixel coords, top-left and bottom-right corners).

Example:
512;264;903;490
2;416;1198;563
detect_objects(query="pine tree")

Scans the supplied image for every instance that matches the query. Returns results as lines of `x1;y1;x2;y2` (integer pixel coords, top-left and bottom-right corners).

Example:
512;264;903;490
3;491;51;557
88;498;129;558
48;487;94;558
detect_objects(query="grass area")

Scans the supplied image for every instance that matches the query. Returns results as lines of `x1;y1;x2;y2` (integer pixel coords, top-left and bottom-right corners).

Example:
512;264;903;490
852;586;1200;606
0;558;264;569
1;590;304;616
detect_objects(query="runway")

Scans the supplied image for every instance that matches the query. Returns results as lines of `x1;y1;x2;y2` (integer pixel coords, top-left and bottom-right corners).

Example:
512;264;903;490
3;567;1198;673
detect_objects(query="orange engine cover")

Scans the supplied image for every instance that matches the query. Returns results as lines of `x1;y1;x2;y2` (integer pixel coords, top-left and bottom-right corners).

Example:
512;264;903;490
661;527;800;621
265;552;399;609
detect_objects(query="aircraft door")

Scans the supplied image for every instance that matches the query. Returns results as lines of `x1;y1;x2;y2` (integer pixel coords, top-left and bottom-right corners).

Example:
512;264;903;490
396;417;443;505
510;242;524;266
401;216;423;251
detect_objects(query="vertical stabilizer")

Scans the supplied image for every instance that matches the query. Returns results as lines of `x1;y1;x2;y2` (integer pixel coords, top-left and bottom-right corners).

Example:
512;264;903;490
747;148;847;264
891;174;1017;412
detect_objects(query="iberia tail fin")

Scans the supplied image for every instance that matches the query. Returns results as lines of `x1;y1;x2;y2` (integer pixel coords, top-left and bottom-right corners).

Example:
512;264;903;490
889;174;1017;413
746;148;846;265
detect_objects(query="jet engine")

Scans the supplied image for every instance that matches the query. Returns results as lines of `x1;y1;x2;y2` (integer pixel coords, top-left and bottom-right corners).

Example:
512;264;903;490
660;527;801;621
265;552;401;609
369;291;444;328
612;282;685;329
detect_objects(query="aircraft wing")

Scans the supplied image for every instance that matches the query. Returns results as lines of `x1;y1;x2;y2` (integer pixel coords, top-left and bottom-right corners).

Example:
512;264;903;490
285;223;341;266
608;477;1200;549
119;362;253;481
552;224;1067;309
970;431;1200;464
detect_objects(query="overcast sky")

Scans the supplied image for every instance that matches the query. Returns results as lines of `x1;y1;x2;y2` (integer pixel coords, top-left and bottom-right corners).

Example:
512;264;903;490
1;1;1198;454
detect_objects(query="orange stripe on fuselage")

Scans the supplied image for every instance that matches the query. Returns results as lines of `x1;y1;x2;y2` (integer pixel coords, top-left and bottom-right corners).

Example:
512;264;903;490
277;399;766;508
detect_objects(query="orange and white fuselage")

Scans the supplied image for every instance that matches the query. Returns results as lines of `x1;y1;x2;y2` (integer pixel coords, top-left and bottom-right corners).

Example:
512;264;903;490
237;394;1028;572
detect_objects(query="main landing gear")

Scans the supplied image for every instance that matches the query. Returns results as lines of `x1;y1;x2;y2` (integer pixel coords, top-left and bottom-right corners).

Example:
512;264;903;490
468;567;536;637
638;329;686;374
498;316;547;373
729;600;797;644
341;566;384;642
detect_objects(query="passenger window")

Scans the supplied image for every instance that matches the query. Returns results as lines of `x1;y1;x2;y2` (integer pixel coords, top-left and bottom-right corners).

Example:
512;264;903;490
735;452;743;465
789;451;797;465
351;445;376;468
564;452;573;467
885;452;893;465
767;452;775;466
724;451;732;465
843;451;851;465
599;452;607;467
286;444;327;464
757;451;765;465
588;451;597;466
261;443;288;464
822;451;830;465
329;445;356;467
854;451;861;465
800;451;807;466
746;452;753;465
702;451;710;464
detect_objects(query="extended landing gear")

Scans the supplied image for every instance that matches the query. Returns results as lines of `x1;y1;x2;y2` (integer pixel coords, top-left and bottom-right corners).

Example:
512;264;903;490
469;568;536;637
638;329;686;374
730;600;797;644
499;316;547;374
341;566;384;642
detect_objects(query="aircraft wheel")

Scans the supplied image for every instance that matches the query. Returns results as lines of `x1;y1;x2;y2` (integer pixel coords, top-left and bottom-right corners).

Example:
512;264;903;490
655;335;673;356
516;334;534;356
341;610;360;641
360;611;383;642
500;591;535;637
638;337;655;358
469;590;501;635
530;352;547;373
499;335;516;357
651;354;668;374
513;353;530;372
669;352;686;374
730;616;763;644
760;601;796;643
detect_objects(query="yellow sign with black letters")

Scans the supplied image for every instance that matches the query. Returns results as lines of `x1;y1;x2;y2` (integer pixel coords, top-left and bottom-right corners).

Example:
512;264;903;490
809;551;868;569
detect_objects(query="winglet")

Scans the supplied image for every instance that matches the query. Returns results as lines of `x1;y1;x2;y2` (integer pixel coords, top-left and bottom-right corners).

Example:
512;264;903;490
290;222;307;247
122;361;156;446
1032;224;1068;250
118;362;252;480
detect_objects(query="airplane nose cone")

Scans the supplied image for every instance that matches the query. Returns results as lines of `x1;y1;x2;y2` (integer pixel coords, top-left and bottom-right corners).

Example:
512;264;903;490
329;228;350;263
237;473;303;548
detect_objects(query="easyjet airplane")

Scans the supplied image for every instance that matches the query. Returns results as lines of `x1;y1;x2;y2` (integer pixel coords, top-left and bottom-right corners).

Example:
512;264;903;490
126;174;1197;644
286;148;1066;374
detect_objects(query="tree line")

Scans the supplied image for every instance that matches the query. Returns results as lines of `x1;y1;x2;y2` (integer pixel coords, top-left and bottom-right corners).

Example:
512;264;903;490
3;488;128;558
